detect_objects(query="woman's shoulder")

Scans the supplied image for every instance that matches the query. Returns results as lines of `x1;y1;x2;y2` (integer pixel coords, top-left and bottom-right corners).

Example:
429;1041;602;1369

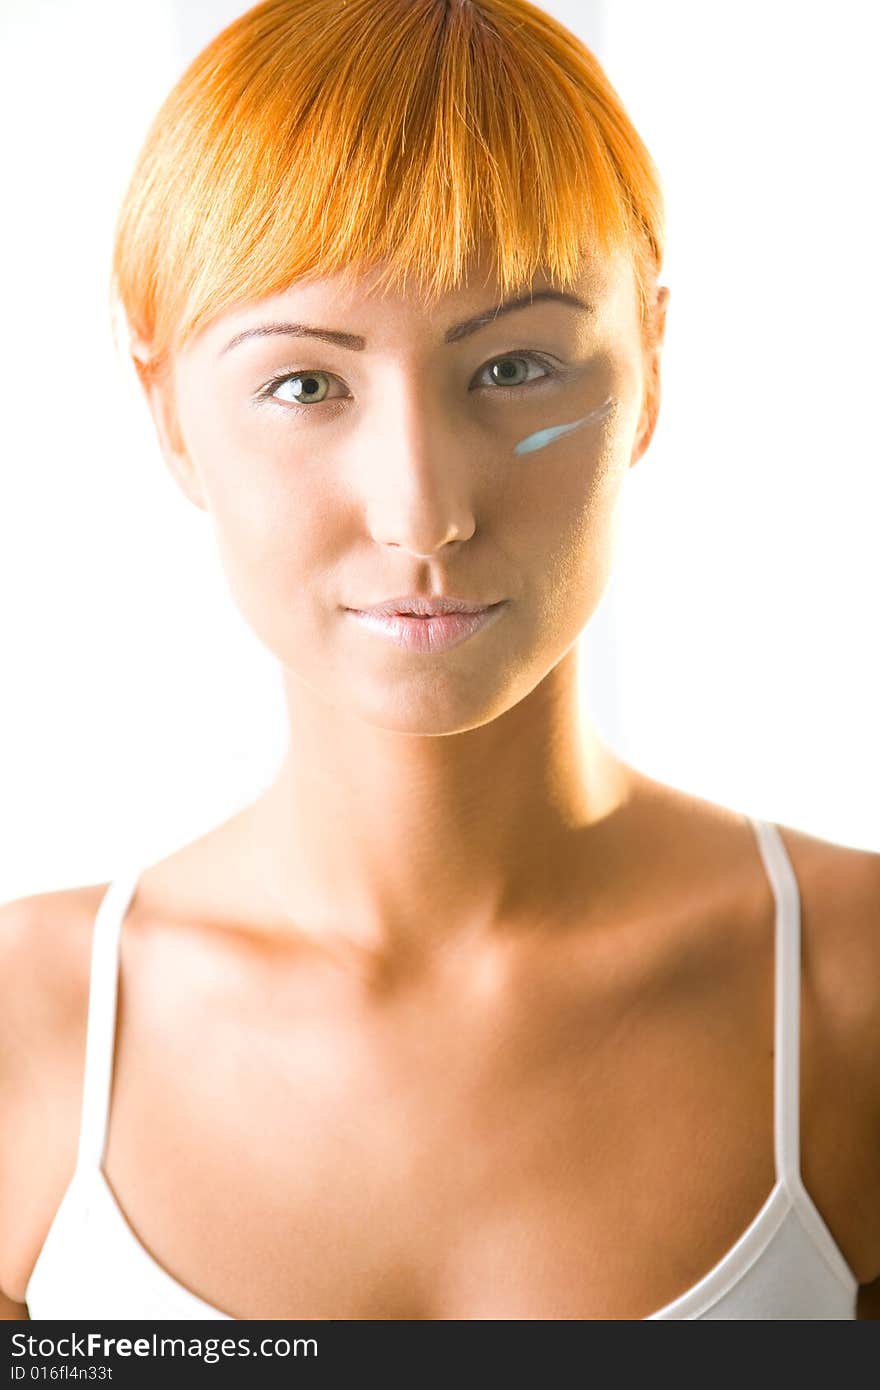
643;778;879;981
647;783;880;1289
776;818;880;1289
676;791;880;1280
681;788;880;1053
0;879;111;1119
770;818;880;1054
634;776;880;1104
0;881;110;1304
0;882;109;1053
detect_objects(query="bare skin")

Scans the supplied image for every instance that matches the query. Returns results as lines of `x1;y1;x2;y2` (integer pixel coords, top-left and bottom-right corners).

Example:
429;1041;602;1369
1;251;878;1317
1;784;879;1319
136;245;662;967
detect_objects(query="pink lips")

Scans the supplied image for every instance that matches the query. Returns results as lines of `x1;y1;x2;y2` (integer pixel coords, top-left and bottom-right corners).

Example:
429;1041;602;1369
345;603;507;653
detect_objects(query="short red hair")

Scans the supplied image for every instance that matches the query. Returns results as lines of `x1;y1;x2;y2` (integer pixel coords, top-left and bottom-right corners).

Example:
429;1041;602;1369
110;0;666;384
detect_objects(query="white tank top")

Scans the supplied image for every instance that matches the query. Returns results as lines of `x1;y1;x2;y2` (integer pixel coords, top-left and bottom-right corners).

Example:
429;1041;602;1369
24;816;859;1319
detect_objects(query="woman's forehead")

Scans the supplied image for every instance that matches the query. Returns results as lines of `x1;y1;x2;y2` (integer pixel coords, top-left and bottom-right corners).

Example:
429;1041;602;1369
189;249;629;360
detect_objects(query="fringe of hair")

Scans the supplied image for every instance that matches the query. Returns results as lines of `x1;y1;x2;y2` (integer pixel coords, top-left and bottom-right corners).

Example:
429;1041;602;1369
110;0;666;385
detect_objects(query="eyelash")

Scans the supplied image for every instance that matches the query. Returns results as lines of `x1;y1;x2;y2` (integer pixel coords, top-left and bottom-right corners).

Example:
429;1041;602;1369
255;351;566;417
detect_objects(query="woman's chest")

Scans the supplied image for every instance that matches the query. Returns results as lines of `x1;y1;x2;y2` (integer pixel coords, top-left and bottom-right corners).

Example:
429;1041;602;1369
100;935;787;1319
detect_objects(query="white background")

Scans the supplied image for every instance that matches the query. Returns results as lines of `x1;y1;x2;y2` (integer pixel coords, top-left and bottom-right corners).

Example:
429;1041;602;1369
1;0;877;899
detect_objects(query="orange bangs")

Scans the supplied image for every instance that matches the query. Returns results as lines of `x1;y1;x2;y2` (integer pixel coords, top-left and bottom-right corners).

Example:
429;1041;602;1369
110;0;666;383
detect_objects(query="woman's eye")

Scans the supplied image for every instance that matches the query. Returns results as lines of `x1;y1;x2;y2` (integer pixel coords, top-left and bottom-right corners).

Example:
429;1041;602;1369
474;353;557;390
267;370;338;406
259;352;560;411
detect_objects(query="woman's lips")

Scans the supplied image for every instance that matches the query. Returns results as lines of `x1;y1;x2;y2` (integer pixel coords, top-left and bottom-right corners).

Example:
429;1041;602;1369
345;602;508;653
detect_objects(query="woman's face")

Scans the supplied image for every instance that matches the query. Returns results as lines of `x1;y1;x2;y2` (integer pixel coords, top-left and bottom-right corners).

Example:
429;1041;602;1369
142;249;666;732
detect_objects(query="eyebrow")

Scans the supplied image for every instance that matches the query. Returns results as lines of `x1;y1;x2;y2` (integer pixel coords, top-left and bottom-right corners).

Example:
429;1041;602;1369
218;289;593;356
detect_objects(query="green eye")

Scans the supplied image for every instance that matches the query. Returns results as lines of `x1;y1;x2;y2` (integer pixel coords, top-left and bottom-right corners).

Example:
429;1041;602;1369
479;353;556;389
270;371;332;405
259;349;563;416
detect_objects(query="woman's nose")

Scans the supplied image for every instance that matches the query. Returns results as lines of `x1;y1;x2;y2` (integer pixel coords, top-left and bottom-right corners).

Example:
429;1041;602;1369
370;503;474;557
360;406;478;557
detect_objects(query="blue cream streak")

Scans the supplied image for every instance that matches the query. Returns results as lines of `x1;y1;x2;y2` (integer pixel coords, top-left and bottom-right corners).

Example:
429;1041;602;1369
513;397;615;456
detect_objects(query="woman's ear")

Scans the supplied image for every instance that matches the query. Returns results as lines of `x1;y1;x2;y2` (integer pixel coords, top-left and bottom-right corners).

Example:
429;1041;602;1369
630;286;670;470
131;354;208;513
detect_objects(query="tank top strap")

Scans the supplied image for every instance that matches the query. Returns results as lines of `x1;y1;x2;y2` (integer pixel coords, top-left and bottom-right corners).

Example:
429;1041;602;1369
75;867;143;1172
747;816;802;1191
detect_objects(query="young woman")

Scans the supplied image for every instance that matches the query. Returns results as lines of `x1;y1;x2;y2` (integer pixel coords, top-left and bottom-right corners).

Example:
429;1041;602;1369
2;0;878;1321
